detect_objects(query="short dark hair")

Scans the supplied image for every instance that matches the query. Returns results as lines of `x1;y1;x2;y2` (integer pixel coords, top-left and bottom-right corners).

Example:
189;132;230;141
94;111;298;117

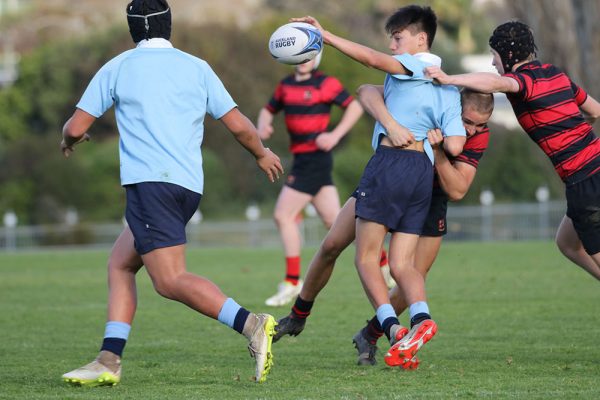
460;88;494;115
385;5;437;49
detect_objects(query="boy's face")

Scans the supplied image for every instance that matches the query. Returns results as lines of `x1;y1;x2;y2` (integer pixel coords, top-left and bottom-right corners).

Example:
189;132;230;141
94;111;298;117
490;49;505;74
462;106;491;137
295;58;317;74
388;28;425;55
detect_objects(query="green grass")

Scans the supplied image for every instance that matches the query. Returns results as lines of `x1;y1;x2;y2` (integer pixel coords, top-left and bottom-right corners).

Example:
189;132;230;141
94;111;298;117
1;242;599;399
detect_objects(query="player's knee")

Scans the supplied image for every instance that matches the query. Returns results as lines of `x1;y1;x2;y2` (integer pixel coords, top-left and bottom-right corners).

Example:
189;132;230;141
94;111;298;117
107;256;138;274
354;254;376;271
388;261;411;282
555;230;572;256
320;237;344;261
273;209;294;226
555;233;565;253
556;237;578;260
107;256;129;275
150;276;179;300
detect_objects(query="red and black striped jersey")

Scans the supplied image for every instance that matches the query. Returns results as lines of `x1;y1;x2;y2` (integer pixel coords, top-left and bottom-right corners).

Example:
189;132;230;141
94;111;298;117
504;61;600;185
265;71;353;154
453;126;490;168
433;126;490;194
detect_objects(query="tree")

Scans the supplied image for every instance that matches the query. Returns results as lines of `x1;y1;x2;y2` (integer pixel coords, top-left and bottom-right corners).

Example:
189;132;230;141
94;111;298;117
507;0;600;102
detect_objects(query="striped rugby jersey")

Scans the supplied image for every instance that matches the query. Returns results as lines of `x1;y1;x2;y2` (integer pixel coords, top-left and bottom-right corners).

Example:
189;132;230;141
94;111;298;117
432;126;490;195
265;71;353;154
504;61;600;185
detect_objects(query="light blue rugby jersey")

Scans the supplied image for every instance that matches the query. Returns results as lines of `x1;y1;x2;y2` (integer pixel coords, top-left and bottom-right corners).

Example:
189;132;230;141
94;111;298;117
77;39;237;194
371;52;465;164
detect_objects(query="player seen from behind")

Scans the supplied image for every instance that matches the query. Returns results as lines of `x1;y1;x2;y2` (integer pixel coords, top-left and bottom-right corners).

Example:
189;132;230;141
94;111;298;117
60;0;283;386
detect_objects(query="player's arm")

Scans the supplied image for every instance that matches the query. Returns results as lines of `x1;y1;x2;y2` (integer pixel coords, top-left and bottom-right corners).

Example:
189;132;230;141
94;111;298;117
61;109;94;158
428;128;476;201
316;99;363;151
443;136;466;157
438;89;467;157
290;16;408;75
580;95;600;124
425;67;520;94
220;107;284;182
256;107;275;140
356;84;415;147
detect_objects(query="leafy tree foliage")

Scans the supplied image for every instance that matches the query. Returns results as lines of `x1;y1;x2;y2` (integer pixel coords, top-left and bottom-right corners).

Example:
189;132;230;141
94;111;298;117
0;8;568;225
464;126;564;204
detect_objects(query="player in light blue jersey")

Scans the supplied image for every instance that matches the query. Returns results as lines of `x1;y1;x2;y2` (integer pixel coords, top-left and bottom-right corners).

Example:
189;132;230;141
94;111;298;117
60;0;283;386
292;6;465;369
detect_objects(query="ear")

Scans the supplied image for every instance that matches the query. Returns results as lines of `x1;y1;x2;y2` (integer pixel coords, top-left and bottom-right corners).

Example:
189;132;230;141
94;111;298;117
418;31;428;48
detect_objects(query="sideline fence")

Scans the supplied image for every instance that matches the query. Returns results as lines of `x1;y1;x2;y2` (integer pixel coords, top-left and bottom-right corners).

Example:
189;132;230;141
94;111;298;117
0;201;566;251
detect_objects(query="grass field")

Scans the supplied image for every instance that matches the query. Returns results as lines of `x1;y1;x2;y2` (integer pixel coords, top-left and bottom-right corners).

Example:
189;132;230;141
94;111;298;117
1;241;599;399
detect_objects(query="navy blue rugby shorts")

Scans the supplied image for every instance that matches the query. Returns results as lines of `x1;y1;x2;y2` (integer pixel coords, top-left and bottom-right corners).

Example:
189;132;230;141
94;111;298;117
285;151;334;196
566;171;600;255
355;145;433;234
421;187;449;237
125;182;202;255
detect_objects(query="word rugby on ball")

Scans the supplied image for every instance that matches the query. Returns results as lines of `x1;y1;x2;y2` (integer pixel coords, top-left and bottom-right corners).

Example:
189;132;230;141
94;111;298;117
268;22;323;65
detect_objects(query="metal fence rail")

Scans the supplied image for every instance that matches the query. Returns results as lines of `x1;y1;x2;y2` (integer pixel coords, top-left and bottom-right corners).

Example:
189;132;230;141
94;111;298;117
446;200;565;242
0;201;567;251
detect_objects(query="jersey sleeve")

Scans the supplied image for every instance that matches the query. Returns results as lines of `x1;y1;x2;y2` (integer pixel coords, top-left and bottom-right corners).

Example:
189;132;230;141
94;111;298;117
453;127;490;168
570;79;589;106
390;53;432;81
76;61;118;117
503;71;530;100
321;76;353;108
265;81;285;114
440;88;466;137
203;63;237;120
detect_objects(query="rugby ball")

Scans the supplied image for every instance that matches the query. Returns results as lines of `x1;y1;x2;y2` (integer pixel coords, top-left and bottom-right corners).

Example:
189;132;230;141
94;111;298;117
268;22;323;65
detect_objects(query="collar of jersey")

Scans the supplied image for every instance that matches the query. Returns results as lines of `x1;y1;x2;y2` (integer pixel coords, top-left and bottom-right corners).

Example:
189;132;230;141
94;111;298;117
136;38;173;49
514;60;541;72
413;52;442;67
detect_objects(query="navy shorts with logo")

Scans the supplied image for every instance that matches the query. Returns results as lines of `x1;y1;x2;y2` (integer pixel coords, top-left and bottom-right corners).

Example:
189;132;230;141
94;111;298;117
355;145;433;234
421;187;449;237
285;151;334;196
125;182;202;255
566;172;600;255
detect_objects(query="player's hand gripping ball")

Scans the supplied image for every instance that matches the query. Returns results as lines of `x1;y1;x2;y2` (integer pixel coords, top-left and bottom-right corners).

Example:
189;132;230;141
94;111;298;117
268;22;323;65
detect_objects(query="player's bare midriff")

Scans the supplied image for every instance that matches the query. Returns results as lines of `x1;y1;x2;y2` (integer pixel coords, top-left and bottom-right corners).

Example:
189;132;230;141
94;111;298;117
380;136;425;152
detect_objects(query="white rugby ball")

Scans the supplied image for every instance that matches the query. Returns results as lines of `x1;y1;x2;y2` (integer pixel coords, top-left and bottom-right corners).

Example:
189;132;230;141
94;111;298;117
268;22;323;65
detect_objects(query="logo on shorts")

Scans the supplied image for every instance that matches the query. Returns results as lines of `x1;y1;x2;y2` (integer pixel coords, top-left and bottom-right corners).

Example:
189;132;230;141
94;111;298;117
437;218;445;232
287;174;296;185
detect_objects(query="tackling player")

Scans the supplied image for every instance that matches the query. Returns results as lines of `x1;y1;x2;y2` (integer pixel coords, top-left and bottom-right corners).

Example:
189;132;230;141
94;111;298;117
426;21;600;281
274;88;494;369
351;88;493;366
291;5;467;368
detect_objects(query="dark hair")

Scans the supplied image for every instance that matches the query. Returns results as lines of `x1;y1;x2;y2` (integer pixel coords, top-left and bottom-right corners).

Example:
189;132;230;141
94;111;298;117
460;88;494;115
126;0;171;43
489;21;537;71
385;5;437;49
